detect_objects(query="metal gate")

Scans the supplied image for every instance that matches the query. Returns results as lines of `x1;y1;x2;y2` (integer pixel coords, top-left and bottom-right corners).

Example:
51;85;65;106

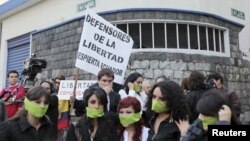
6;34;30;85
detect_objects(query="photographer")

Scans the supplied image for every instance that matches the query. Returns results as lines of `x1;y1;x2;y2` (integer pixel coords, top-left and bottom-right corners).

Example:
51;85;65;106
0;70;25;119
21;54;47;90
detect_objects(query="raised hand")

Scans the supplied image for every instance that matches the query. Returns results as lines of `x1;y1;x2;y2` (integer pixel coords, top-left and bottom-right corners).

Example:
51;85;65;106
175;119;190;136
218;105;232;122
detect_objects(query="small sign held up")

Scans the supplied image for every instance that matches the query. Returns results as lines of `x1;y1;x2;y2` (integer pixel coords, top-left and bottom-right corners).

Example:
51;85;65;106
57;80;96;100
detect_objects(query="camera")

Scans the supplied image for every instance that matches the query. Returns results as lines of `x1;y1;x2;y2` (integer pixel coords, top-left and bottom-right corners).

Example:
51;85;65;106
21;54;47;90
203;76;216;90
0;90;13;102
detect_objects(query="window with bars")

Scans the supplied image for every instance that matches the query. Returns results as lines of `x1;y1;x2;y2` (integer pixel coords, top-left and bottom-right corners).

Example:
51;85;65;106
115;21;227;55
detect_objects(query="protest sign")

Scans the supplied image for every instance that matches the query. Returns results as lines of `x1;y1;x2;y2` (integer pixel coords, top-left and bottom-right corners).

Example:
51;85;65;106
75;9;134;84
58;80;96;100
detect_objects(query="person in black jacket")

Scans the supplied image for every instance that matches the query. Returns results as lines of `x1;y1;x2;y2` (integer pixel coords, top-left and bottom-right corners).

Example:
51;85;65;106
40;81;59;141
176;88;235;141
146;80;189;141
0;86;54;141
207;72;241;118
66;87;118;141
72;68;120;116
186;71;206;123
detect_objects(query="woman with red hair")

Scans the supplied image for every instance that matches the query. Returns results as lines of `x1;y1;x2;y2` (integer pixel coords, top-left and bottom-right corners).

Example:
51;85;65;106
117;96;149;141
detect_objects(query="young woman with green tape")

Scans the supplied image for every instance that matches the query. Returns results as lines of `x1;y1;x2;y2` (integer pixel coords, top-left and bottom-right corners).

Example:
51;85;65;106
66;87;118;141
0;86;53;141
117;96;149;141
146;80;189;141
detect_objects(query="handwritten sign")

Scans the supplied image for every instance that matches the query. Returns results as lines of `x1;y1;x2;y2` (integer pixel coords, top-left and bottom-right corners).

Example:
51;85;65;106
58;80;96;100
75;9;134;84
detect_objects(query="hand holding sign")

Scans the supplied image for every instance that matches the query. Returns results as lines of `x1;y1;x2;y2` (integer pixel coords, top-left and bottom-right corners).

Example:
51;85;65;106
70;96;76;104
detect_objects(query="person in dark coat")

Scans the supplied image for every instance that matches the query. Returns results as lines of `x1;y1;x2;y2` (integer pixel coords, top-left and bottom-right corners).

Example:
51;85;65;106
0;86;54;141
186;71;206;123
176;88;235;141
66;87;118;141
40;81;59;141
73;68;120;116
208;72;241;118
145;80;189;141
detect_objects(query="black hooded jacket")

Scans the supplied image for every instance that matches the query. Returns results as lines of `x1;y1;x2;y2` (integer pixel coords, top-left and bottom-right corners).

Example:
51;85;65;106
0;116;54;141
66;113;119;141
74;83;120;116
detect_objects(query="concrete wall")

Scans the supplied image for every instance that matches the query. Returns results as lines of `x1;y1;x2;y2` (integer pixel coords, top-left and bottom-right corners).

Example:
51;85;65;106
32;11;250;124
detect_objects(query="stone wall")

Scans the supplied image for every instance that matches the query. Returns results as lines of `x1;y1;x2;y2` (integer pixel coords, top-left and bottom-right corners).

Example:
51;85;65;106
32;10;250;124
128;52;250;124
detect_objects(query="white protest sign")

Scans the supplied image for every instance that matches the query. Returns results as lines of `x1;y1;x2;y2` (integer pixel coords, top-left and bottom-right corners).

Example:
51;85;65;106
75;9;134;84
58;80;96;100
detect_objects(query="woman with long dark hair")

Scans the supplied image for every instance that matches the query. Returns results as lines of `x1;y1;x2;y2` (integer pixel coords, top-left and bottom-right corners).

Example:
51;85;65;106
119;72;147;110
186;71;206;123
66;87;118;141
117;96;149;141
146;80;189;141
0;86;53;141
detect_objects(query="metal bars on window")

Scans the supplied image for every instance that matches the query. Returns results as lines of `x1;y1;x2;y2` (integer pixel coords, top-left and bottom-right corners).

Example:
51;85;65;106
115;22;225;53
